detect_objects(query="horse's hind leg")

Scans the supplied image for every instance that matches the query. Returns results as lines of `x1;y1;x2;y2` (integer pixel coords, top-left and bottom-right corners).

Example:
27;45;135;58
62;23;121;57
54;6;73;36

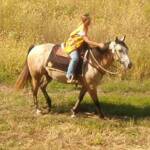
40;75;52;112
71;86;87;117
32;77;41;114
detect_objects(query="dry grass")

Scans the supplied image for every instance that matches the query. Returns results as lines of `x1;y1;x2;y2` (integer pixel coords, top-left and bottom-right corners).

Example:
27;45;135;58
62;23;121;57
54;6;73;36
0;0;150;82
0;81;150;150
0;1;150;148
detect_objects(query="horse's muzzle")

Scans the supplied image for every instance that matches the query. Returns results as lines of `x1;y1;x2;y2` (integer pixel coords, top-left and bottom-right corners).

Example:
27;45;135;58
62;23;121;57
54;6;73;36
128;62;132;69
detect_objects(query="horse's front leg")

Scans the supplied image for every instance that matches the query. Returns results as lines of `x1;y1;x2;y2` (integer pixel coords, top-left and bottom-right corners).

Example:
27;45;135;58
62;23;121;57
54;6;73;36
71;86;87;117
87;87;104;118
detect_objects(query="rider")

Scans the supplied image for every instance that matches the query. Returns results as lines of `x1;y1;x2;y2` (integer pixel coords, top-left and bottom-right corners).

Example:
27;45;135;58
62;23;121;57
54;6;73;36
64;13;104;83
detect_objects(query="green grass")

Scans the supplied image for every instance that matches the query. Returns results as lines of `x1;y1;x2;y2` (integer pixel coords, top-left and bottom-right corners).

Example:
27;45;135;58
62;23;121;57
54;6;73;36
0;0;150;149
0;0;150;81
101;79;150;93
0;81;150;149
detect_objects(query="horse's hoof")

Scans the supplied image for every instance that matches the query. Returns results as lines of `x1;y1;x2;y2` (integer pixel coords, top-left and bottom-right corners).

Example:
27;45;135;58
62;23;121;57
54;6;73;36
42;106;48;109
48;108;51;113
71;109;77;118
42;109;51;115
104;116;110;120
36;109;42;115
98;114;105;119
71;114;76;118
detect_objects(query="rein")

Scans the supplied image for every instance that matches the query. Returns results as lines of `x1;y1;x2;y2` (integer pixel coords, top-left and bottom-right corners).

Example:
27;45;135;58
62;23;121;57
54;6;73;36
83;50;119;75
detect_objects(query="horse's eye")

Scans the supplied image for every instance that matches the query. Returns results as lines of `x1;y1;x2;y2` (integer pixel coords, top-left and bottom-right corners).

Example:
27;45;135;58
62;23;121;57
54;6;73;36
119;49;123;53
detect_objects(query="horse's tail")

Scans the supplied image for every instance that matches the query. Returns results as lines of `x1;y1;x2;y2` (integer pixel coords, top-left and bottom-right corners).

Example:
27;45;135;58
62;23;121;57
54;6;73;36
15;45;34;90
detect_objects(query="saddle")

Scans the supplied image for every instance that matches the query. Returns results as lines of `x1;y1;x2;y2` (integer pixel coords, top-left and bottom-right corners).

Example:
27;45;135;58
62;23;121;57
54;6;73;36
47;44;87;76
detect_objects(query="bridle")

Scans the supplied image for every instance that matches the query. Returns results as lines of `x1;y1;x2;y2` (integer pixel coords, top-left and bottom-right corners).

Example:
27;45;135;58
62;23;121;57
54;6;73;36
83;42;123;75
89;50;119;75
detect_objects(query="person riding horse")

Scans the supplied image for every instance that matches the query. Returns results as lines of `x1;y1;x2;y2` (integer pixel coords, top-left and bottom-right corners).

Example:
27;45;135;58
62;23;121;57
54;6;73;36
15;13;132;117
64;14;105;83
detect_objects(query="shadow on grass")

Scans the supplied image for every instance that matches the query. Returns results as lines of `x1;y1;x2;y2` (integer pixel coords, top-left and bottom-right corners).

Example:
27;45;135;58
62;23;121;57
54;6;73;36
52;101;150;119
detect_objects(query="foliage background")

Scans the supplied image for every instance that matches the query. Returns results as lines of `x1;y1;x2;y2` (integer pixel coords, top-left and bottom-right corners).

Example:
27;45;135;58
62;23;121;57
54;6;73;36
0;0;150;82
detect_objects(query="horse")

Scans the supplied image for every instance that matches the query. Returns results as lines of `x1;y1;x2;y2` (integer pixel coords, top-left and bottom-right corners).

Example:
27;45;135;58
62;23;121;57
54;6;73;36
15;36;132;118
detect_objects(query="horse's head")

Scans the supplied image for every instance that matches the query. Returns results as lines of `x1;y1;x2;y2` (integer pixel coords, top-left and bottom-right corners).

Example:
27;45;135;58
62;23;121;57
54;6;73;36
109;36;132;70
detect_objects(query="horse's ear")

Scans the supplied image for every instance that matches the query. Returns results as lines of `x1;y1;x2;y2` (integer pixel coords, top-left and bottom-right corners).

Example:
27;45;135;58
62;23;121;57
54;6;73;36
120;35;126;42
115;36;119;42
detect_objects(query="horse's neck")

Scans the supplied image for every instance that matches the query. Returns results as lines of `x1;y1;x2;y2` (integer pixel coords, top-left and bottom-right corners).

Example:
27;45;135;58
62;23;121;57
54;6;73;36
99;52;114;68
90;48;114;69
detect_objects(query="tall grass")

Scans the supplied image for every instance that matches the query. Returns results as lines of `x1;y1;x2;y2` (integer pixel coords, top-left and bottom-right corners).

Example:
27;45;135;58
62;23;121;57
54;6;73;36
0;0;150;82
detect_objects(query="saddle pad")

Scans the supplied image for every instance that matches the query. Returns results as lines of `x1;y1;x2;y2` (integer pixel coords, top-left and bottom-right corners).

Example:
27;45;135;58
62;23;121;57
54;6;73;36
48;44;70;71
56;47;69;58
47;44;84;75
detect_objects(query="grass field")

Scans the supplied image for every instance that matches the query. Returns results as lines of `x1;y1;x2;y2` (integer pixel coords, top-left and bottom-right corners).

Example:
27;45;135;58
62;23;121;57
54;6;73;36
0;0;150;81
0;80;150;150
0;0;150;149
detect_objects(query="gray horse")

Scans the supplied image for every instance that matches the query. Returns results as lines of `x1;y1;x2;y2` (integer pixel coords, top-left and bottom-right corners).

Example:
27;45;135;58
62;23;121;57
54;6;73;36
15;36;132;118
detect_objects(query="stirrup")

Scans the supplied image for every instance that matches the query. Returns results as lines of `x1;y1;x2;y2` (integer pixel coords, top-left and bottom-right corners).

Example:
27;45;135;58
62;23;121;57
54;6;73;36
67;75;77;84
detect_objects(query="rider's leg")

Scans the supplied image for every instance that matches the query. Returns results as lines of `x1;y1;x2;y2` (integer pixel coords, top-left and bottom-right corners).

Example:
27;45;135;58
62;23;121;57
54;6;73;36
66;50;79;82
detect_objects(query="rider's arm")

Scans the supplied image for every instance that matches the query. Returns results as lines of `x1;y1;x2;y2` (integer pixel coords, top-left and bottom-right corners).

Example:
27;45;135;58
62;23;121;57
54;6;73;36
83;36;104;48
82;27;104;48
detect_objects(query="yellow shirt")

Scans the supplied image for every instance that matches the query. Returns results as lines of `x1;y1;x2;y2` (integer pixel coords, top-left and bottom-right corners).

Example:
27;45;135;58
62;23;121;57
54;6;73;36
64;24;85;54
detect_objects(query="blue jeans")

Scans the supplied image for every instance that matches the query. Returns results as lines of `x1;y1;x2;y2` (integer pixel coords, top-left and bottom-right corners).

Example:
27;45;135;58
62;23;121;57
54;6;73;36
66;50;79;79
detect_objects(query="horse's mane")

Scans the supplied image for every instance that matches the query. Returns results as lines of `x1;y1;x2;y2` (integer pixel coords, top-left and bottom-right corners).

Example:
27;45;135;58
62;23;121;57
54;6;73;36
95;41;111;54
90;41;111;60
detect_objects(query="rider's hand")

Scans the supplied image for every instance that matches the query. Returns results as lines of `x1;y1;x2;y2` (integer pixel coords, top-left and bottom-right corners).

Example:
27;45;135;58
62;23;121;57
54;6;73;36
98;43;104;48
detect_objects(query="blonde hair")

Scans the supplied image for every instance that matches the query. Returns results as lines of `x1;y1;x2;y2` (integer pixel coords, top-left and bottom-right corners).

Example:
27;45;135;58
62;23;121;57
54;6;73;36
81;13;91;23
